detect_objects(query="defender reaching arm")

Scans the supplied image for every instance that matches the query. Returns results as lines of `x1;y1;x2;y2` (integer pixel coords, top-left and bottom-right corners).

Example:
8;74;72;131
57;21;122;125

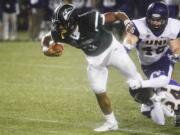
124;2;180;89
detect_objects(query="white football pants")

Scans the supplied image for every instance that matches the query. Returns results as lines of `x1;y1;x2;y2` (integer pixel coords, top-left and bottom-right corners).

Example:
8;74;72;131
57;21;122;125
86;36;142;94
3;12;17;40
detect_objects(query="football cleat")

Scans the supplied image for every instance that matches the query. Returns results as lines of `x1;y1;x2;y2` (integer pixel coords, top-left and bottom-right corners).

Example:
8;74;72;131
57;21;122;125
94;121;118;132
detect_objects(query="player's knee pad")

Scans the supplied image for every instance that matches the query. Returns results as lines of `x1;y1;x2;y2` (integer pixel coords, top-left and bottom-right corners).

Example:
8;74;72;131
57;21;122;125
129;87;154;105
91;87;106;94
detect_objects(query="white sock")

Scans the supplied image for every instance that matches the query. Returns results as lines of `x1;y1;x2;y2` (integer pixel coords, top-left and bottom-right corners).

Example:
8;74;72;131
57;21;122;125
151;102;165;125
104;112;117;124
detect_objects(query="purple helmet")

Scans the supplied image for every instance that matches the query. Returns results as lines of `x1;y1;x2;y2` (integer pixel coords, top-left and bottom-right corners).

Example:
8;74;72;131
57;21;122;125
146;2;169;35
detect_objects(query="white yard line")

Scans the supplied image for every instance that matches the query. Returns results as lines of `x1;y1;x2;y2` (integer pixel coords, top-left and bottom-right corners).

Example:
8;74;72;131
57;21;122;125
0;81;86;91
0;61;85;69
0;115;172;135
118;128;170;135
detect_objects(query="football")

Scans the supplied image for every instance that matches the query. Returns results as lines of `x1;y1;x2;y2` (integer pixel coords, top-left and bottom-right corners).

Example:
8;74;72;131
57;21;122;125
51;43;64;52
48;41;64;56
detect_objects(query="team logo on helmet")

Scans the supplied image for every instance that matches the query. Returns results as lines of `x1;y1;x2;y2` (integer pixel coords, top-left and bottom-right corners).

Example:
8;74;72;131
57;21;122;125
52;4;78;36
62;6;74;20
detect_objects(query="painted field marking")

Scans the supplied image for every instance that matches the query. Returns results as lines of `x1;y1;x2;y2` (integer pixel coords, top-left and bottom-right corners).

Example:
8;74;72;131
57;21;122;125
0;115;173;135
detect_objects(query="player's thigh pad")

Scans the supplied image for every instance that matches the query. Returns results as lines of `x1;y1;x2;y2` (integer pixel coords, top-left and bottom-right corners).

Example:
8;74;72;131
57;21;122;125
108;37;141;80
87;65;108;94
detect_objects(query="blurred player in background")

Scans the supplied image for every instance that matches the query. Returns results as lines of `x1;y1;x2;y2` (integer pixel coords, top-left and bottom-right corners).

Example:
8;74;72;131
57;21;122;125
41;4;143;132
0;1;3;40
2;0;20;40
123;2;180;126
28;0;49;41
164;0;179;18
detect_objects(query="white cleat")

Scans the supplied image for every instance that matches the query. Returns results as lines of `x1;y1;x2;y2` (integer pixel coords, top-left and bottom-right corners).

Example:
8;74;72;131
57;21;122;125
94;121;118;132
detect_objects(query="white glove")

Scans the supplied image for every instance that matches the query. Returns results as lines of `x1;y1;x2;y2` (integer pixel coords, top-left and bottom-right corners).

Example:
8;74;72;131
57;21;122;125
127;79;142;90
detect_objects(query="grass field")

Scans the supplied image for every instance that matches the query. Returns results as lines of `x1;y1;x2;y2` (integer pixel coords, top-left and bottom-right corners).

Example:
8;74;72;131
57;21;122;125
0;40;179;135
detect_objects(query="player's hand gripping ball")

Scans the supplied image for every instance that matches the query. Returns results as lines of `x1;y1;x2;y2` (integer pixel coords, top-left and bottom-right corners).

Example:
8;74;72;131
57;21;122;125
48;41;64;56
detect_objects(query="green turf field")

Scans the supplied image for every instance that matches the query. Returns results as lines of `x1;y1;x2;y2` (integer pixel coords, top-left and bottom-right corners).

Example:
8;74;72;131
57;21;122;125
0;40;179;135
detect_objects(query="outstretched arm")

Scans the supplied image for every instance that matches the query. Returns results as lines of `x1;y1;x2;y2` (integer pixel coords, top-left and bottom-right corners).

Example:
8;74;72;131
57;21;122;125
104;12;130;23
103;12;133;32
